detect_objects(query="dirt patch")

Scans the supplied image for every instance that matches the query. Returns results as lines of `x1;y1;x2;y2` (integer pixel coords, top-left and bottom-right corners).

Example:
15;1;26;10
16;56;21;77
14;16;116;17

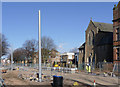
2;69;88;87
2;70;51;86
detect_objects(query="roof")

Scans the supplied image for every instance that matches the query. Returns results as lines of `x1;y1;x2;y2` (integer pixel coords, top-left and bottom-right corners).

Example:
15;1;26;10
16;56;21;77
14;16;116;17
51;49;58;52
117;1;120;7
93;22;113;32
78;42;85;49
61;52;74;56
1;54;9;59
113;1;120;10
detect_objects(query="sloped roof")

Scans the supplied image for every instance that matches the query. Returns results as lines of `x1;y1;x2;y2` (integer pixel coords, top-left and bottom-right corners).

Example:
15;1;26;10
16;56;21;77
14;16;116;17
51;49;58;52
61;52;74;56
1;55;9;59
78;42;85;49
117;1;120;7
93;22;113;32
113;1;120;10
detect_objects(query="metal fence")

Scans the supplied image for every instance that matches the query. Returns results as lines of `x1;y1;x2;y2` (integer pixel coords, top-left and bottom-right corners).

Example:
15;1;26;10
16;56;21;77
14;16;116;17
78;62;114;73
1;62;115;72
1;62;118;78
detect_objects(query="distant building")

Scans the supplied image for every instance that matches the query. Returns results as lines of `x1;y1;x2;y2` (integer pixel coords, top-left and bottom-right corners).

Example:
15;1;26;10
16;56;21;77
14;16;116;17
33;52;38;64
1;55;10;66
78;42;85;70
33;49;61;65
72;52;79;68
113;2;120;64
50;49;61;65
60;52;75;67
85;19;113;65
50;49;60;59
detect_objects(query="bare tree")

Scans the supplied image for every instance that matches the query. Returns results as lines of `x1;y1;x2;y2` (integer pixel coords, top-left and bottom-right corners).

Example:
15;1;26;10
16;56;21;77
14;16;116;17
22;39;38;64
13;48;26;63
19;37;56;65
0;33;9;56
41;36;56;50
41;36;56;64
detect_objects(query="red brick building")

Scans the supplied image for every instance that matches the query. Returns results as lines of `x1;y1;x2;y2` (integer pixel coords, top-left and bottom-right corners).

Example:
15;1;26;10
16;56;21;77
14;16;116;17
113;2;120;63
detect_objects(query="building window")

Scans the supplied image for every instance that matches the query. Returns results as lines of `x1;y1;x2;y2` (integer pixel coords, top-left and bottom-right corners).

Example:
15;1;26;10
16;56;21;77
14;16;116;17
89;34;91;45
81;50;82;53
116;48;119;60
88;30;94;45
116;28;119;41
92;31;94;45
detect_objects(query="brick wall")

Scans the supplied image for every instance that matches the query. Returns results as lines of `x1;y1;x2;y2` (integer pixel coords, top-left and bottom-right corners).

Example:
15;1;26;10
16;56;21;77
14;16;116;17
113;2;120;63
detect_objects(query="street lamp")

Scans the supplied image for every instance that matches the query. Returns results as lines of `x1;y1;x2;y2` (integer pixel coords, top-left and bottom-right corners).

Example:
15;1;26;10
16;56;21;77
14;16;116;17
38;10;42;82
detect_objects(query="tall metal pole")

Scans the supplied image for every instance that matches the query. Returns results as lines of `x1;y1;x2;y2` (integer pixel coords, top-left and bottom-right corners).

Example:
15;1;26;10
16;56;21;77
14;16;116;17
38;10;42;82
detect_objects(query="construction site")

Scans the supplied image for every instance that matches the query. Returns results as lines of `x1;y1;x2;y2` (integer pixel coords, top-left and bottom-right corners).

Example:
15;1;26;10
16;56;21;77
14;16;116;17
1;65;91;86
0;1;120;87
0;62;118;87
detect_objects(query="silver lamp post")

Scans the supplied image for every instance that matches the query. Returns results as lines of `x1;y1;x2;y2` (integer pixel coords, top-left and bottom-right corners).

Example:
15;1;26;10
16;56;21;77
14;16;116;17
38;10;42;82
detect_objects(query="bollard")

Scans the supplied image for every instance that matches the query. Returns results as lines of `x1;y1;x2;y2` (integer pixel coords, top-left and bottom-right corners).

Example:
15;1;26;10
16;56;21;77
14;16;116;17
94;80;96;87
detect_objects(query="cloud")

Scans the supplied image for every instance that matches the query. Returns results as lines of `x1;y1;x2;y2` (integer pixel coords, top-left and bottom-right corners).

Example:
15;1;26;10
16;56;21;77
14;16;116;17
69;47;79;52
58;43;65;49
57;43;67;53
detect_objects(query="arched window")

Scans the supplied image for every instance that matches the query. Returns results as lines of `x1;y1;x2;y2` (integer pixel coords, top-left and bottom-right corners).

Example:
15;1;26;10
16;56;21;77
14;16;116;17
89;34;91;45
91;31;94;45
88;30;95;45
88;32;91;45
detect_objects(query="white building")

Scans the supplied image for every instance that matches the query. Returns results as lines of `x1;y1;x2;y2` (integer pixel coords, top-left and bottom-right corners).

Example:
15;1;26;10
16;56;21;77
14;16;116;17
60;52;75;66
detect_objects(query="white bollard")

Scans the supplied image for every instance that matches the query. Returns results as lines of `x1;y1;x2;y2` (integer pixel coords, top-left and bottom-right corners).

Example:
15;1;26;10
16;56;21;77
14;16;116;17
94;80;96;87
